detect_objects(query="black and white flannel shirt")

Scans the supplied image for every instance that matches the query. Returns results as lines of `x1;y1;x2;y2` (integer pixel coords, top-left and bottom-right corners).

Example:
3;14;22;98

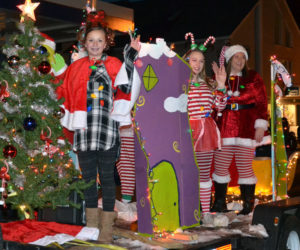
73;45;138;152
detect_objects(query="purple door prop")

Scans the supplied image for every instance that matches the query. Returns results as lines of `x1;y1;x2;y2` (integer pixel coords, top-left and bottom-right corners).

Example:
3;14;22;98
133;39;200;235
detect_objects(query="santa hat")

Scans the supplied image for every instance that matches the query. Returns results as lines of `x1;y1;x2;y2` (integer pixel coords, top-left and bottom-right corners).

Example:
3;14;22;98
40;32;56;51
224;45;248;62
219;45;229;67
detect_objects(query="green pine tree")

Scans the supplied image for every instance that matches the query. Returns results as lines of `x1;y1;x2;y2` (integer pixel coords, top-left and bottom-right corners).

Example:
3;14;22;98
0;16;90;219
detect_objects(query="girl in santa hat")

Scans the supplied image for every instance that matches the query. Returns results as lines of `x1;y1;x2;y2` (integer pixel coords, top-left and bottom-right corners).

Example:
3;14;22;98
184;34;227;214
56;23;140;243
211;44;269;215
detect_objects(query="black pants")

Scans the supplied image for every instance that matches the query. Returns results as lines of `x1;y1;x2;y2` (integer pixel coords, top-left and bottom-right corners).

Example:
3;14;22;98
77;144;119;211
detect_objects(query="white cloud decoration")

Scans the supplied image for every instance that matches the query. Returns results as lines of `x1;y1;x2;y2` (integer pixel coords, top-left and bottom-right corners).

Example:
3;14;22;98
164;93;188;113
139;38;176;59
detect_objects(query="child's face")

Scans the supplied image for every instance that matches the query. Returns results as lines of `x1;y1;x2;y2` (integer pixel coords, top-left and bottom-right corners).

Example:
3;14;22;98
188;51;205;76
85;29;107;60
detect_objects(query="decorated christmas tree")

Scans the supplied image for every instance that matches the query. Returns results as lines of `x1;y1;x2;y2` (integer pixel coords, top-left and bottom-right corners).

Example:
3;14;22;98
0;0;88;219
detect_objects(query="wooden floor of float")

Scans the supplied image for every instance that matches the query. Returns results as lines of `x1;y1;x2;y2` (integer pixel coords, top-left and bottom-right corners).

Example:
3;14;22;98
109;214;265;249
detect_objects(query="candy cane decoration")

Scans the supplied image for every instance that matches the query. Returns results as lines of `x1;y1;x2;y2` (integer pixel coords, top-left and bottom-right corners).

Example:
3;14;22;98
40;126;52;141
199;35;216;52
271;56;292;87
185;32;197;50
203;36;216;47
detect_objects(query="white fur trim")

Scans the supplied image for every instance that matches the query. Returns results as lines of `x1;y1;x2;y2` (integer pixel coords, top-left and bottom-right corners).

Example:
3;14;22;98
254;119;269;131
238;176;257;185
60;106;87;131
114;63;128;86
53;64;67;77
110;100;132;126
119;126;134;137
224;45;248;62
222;137;256;147
72;111;87;129
111;99;131;116
139;38;176;59
212;173;231;184
111;65;141;126
222;136;271;148
230;72;242;77
199;179;212;189
42;39;56;51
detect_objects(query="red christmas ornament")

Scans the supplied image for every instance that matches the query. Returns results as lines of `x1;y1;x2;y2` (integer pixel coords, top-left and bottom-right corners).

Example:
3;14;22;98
4;174;10;181
167;58;173;66
38;61;51;74
0;80;10;102
0;167;7;175
3;145;17;158
135;59;143;68
0;166;10;181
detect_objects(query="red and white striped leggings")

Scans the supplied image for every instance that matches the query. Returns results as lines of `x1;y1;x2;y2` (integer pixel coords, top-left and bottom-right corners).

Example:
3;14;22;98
116;135;136;197
195;151;213;213
213;145;257;184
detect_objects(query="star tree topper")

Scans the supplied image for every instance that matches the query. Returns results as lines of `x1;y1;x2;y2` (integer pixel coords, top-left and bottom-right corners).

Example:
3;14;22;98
17;0;40;22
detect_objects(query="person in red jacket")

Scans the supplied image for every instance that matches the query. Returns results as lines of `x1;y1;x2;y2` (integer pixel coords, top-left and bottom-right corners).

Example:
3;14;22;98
56;23;140;243
211;45;269;215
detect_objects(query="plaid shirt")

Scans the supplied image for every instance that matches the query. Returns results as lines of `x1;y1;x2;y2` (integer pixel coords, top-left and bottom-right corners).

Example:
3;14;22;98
73;45;137;151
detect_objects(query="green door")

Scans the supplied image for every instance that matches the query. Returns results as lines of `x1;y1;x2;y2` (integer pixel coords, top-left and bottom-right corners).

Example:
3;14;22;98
150;161;180;232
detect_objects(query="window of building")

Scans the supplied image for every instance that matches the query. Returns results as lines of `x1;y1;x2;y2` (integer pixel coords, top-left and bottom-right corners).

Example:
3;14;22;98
274;9;293;47
284;25;293;47
274;10;283;45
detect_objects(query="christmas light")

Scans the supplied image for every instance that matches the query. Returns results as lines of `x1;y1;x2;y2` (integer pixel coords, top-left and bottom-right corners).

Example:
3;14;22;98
149;179;159;183
19;204;31;219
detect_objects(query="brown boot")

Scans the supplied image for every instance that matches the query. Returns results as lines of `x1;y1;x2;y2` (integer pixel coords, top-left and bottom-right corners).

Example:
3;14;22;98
98;211;117;243
85;208;101;228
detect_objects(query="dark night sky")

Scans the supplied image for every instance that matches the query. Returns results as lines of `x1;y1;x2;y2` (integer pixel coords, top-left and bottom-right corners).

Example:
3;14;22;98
114;0;257;42
1;0;299;43
0;0;299;49
107;0;300;43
